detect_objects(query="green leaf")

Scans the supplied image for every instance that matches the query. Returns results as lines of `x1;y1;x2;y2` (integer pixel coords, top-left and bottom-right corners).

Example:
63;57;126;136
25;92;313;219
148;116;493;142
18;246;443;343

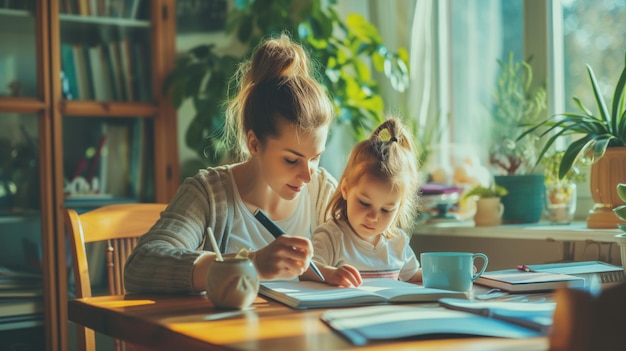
234;0;255;10
611;52;626;135
237;14;254;43
586;64;611;125
559;136;592;179
345;14;382;45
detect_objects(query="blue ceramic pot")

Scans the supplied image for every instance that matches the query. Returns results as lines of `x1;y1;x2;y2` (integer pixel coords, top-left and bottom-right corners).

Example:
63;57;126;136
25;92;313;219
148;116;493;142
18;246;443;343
495;174;545;224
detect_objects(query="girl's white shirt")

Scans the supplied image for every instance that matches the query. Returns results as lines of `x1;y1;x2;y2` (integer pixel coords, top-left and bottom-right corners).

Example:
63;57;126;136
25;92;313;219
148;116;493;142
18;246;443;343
312;219;419;281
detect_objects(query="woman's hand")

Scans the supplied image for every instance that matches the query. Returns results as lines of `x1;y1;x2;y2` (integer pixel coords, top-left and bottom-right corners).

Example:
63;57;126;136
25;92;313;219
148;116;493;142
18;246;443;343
251;235;314;280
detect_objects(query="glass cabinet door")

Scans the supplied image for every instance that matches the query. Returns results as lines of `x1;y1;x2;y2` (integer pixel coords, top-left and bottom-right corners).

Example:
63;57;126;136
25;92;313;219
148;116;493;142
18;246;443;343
63;116;155;212
58;2;152;102
0;2;37;98
0;112;45;349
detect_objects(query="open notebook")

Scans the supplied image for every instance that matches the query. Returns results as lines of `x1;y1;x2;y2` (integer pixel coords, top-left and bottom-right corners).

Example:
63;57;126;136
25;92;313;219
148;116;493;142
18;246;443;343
259;278;468;309
321;298;556;345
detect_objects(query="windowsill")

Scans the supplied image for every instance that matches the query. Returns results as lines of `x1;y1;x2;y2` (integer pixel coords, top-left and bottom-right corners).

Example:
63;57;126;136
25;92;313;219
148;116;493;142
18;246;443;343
413;221;622;242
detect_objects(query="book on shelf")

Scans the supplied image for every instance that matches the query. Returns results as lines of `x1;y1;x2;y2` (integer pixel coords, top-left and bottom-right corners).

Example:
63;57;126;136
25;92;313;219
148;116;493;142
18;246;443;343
103;123;131;197
118;38;135;101
129;120;146;199
87;45;106;100
89;0;97;16
128;0;143;19
0;288;43;298
131;42;150;101
72;45;92;100
0;298;44;318
0;278;41;291
474;269;585;292
105;41;123;101
0;312;44;328
522;261;624;288
77;0;90;16
259;278;468;310
88;44;114;101
60;43;78;100
321;298;555;346
0;267;41;291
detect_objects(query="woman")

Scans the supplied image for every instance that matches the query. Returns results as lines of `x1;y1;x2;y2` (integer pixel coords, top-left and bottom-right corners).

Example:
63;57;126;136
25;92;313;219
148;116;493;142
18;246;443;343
124;34;336;294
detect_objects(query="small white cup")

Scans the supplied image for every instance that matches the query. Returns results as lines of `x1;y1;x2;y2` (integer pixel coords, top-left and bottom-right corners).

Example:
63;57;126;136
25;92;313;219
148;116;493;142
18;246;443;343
421;252;488;292
205;257;260;309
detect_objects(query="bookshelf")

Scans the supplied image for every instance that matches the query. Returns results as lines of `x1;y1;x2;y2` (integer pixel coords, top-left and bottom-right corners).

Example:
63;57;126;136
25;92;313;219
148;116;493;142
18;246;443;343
0;1;179;350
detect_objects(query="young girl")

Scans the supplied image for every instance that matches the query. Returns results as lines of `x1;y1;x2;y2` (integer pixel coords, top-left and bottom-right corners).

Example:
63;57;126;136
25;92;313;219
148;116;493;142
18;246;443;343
302;117;422;287
124;33;337;294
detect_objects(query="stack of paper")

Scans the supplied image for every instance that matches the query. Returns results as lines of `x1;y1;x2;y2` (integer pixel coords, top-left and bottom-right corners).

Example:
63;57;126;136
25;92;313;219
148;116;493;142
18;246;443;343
475;269;585;292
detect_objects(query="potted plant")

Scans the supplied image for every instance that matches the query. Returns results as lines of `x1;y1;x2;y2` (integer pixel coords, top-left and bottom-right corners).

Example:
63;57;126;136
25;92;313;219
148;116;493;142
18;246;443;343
518;52;626;228
462;183;508;201
165;0;409;168
612;184;626;271
613;183;626;229
542;151;586;224
489;52;547;175
488;52;548;224
461;184;508;227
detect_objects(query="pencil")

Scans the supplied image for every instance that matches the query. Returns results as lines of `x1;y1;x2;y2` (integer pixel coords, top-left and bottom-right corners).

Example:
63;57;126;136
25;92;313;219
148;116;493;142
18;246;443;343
253;208;326;281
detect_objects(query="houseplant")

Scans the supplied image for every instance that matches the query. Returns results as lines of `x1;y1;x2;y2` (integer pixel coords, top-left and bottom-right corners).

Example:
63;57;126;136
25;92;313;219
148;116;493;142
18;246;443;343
613;183;626;229
461;183;508;201
461;184;508;227
613;184;626;270
542;151;586;224
518;52;626;228
165;0;409;166
488;52;548;223
489;52;547;175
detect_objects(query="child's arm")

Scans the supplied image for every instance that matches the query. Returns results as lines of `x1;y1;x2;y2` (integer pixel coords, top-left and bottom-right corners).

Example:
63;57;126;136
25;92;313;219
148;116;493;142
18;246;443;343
406;268;423;284
301;263;363;287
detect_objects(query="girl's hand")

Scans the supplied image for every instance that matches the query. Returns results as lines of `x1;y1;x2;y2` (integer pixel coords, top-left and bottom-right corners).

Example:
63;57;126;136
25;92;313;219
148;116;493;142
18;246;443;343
251;235;314;280
325;265;362;287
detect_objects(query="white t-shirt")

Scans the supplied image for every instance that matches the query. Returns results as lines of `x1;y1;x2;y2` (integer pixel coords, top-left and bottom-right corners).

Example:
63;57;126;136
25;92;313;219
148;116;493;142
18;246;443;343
312;219;420;281
227;168;314;253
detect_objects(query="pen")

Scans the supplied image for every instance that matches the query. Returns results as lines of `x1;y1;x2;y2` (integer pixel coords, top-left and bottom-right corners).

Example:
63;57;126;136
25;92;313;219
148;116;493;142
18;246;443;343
253;208;326;281
516;265;536;272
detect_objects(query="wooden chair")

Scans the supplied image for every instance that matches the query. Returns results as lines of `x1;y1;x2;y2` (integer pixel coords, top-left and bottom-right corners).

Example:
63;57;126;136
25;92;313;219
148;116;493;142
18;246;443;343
65;203;166;351
549;282;626;351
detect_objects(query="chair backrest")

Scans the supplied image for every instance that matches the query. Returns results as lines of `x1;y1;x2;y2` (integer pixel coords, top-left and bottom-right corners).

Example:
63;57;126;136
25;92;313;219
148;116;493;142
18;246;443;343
65;203;166;351
549;282;626;351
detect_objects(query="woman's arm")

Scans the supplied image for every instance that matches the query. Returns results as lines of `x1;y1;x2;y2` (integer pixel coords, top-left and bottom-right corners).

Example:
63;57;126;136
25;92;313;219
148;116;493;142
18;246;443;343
124;169;230;294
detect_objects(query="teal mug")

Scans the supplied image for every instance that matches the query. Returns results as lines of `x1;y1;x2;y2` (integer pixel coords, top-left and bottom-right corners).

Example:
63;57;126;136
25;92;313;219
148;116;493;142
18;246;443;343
420;252;488;292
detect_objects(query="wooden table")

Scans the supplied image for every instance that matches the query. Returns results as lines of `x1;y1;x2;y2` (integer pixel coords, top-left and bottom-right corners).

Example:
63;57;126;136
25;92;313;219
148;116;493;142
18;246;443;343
68;294;549;351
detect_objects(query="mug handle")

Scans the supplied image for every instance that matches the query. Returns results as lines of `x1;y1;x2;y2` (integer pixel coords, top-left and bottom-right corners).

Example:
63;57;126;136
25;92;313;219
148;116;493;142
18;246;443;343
471;253;489;281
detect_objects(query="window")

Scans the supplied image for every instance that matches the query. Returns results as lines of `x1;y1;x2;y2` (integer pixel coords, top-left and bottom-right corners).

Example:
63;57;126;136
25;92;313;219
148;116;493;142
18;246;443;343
449;0;524;170
435;0;626;179
561;0;626;113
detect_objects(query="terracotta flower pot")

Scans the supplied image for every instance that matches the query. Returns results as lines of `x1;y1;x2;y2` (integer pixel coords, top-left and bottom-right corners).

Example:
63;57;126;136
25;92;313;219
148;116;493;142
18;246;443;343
587;147;626;228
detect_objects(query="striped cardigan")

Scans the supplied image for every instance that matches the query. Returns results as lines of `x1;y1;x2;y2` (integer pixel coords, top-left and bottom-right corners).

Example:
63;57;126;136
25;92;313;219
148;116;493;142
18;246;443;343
124;165;336;294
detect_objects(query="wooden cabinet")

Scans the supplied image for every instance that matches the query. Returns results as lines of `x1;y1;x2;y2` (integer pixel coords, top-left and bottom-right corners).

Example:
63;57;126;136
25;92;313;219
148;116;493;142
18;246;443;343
0;1;179;350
